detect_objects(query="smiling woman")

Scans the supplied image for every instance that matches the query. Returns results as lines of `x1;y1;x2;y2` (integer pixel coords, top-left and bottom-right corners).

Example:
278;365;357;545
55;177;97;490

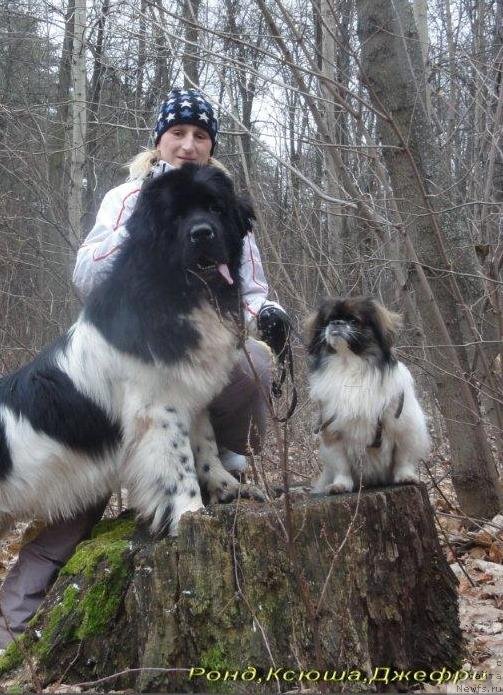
157;124;213;167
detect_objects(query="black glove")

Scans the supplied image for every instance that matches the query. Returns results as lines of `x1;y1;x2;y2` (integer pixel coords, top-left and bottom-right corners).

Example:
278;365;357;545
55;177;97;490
257;306;291;361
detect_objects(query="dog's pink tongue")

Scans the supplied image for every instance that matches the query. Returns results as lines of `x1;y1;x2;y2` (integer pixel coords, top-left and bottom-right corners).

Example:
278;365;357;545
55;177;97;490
217;263;233;285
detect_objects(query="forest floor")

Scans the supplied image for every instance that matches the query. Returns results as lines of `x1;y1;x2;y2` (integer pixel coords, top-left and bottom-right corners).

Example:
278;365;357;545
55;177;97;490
1;429;502;692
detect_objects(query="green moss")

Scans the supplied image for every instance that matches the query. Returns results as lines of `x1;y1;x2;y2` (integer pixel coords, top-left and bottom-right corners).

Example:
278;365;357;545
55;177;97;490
35;585;80;658
200;644;228;671
199;644;236;693
28;518;136;662
0;586;83;673
0;637;24;675
5;685;24;694
62;516;135;578
90;515;136;541
76;564;129;639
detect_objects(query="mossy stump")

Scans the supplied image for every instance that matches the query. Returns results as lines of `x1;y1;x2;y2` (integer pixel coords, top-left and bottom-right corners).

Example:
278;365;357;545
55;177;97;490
0;484;461;692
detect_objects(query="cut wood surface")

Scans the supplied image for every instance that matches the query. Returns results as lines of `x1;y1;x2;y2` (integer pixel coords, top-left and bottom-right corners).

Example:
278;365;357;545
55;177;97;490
0;484;461;692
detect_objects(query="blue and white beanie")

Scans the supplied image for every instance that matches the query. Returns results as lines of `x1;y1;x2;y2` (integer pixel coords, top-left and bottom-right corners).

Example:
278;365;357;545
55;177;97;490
153;88;218;154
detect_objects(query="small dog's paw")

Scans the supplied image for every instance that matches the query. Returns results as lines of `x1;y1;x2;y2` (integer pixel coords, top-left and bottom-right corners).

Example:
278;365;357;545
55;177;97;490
327;480;353;494
311;477;353;496
393;471;419;485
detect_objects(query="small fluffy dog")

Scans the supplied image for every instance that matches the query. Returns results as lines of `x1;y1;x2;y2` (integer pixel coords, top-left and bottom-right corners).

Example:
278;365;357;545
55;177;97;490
0;164;262;537
305;297;430;494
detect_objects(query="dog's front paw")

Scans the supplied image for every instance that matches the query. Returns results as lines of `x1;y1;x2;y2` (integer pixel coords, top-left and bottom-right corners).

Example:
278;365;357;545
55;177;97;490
327;479;354;494
207;476;265;504
239;483;266;502
311;474;353;496
150;490;204;538
393;469;419;486
208;477;239;504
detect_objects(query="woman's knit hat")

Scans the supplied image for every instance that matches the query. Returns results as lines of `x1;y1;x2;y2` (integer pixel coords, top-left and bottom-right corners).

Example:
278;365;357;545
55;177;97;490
153;88;218;154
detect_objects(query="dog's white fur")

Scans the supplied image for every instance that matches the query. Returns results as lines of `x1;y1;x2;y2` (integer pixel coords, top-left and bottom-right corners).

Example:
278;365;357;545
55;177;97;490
0;305;242;534
308;299;430;494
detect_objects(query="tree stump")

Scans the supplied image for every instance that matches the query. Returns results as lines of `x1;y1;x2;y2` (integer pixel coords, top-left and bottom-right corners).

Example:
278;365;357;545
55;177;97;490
0;484;461;692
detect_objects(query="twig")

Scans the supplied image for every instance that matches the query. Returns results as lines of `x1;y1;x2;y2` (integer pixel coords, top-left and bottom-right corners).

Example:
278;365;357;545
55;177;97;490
422;462;476;587
73;667;190;688
0;604;43;693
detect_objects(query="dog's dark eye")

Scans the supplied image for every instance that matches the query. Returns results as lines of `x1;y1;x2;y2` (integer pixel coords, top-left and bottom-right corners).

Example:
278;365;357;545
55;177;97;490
209;204;223;215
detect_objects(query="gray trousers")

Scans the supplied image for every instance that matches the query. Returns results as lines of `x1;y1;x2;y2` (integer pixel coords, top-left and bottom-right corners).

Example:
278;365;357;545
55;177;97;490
0;340;272;648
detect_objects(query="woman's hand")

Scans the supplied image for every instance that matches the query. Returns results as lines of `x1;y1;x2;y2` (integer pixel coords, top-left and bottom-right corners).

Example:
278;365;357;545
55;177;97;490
257;306;291;361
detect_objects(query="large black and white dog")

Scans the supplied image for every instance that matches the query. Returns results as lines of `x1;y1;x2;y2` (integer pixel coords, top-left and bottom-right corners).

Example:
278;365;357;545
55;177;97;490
0;164;262;536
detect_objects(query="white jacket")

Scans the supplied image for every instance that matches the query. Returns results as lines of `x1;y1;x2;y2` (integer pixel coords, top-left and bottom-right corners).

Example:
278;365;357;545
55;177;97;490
73;161;283;329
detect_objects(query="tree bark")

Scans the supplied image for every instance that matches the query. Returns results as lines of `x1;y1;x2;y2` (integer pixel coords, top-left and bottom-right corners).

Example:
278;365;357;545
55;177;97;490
68;0;87;253
318;0;345;275
0;485;461;692
182;0;200;88
356;0;502;519
48;0;74;193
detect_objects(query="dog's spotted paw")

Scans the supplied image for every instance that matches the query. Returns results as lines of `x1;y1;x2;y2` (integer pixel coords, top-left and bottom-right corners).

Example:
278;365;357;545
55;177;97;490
239;483;266;502
208;478;265;504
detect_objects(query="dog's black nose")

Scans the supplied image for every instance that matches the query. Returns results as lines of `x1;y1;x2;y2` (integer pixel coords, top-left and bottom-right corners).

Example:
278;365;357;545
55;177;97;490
330;319;347;326
190;224;215;243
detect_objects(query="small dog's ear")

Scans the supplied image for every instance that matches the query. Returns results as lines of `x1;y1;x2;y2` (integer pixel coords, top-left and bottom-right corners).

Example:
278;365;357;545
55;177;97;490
371;300;402;347
304;310;319;348
236;195;256;237
304;298;333;353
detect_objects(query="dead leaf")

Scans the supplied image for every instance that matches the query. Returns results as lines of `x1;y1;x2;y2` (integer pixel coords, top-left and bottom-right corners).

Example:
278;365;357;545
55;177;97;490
468;546;488;560
488;542;503;564
474;560;503;578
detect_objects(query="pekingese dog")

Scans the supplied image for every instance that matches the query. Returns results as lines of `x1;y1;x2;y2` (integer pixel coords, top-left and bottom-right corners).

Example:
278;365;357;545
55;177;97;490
305;296;430;494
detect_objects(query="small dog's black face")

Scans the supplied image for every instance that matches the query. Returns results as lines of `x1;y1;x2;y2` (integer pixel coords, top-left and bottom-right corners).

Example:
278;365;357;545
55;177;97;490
128;164;254;287
305;296;401;368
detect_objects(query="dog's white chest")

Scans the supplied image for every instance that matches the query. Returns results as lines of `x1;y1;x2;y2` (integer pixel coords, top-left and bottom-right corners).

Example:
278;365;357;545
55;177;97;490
59;301;238;420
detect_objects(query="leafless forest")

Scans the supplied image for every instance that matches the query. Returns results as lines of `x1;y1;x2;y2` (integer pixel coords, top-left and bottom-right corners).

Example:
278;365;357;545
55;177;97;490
0;0;502;521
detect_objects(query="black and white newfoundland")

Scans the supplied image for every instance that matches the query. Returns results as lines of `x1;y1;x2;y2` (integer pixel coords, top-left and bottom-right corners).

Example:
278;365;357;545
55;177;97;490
306;296;430;494
0;164;263;537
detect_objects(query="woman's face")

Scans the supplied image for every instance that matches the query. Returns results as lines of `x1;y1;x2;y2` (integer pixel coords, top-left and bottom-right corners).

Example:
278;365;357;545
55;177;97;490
157;124;212;167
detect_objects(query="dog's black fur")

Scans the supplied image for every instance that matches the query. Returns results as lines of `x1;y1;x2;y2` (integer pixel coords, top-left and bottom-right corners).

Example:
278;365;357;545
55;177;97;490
86;164;252;364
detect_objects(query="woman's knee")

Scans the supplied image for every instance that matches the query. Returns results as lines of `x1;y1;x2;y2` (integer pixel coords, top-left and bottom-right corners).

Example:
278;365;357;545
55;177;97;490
239;339;273;393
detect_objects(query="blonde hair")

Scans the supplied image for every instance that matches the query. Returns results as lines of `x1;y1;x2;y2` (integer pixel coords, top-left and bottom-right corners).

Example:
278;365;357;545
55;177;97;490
126;148;230;181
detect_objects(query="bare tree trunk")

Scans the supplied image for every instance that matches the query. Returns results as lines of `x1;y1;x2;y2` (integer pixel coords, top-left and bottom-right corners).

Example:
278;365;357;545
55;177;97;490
182;0;200;87
318;0;344;275
68;0;87;254
480;0;503;460
83;0;109;233
412;0;432;116
144;0;173;112
356;0;502;519
442;0;458;175
48;0;74;192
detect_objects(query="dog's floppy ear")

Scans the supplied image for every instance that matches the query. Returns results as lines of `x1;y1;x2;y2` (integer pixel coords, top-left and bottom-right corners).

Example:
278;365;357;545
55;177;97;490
126;176;174;244
304;298;334;354
304;310;319;350
369;299;402;349
236;195;256;237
